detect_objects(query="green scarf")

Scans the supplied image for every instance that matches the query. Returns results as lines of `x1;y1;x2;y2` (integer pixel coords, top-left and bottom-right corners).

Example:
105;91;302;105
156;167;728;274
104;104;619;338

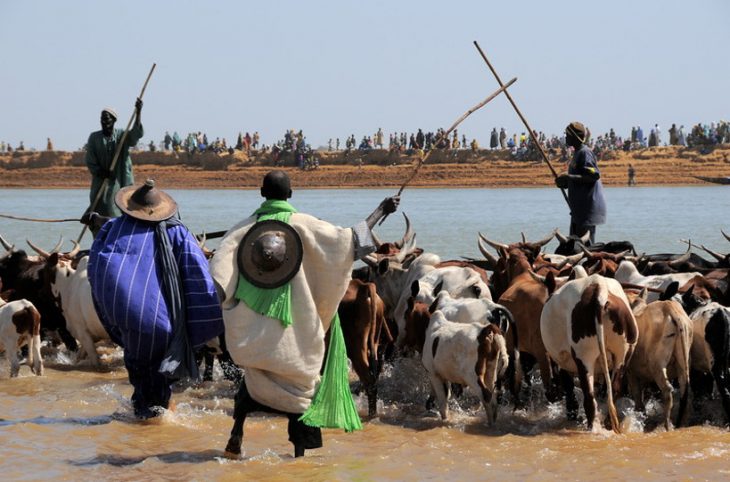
234;200;297;327
235;199;362;432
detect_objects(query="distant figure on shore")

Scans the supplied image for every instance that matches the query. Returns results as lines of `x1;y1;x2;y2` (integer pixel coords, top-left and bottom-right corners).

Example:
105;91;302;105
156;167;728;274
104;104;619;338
668;124;678;145
17;141;25;151
636;125;645;147
499;127;506;148
490;128;498;149
0;141;4;153
628;163;636;186
46;138;53;151
84;99;144;230
164;131;172;150
555;121;606;244
678;125;687;146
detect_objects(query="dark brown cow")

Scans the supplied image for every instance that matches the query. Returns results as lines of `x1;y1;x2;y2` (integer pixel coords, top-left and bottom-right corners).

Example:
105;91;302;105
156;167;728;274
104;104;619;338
338;278;393;417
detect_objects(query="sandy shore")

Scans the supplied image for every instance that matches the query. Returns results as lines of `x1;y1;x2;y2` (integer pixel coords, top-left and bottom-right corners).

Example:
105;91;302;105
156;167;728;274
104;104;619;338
1;145;728;189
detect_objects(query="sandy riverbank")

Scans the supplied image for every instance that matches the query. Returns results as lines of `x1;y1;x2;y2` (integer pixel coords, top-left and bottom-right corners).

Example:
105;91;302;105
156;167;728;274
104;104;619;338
1;145;728;189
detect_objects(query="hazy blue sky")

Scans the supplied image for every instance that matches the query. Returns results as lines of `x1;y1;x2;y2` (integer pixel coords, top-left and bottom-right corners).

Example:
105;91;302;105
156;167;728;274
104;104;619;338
1;0;728;151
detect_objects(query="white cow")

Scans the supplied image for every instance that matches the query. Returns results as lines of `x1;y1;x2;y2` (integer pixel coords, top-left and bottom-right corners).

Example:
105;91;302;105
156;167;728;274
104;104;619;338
614;261;702;302
421;310;508;425
46;254;109;365
0;297;43;377
541;274;638;433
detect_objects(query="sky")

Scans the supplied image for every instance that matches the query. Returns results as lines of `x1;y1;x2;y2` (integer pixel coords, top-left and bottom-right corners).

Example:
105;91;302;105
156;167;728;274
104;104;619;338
1;0;728;151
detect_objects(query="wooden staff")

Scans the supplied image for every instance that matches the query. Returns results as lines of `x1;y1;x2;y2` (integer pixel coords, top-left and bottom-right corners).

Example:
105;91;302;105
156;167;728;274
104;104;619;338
77;63;157;243
379;77;517;225
473;41;570;208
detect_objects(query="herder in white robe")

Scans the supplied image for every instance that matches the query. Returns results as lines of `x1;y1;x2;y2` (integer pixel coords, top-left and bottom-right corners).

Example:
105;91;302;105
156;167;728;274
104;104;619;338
209;170;399;458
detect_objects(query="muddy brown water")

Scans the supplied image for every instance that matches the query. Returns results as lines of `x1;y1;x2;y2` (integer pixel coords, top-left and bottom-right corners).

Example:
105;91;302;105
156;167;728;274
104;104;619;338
1;346;729;480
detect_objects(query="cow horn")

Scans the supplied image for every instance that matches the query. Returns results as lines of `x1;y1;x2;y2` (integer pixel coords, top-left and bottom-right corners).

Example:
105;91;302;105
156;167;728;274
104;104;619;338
534;229;557;248
477;238;499;269
197;231;207;249
394;234;417;263
579;243;592;257
362;254;378;269
580;231;591;245
478;232;508;252
50;236;63;254
0;234;14;251
554;229;568;244
520;232;527;243
564;252;584;266
527;270;547;284
668;244;692;266
700;244;726;262
396;212;413;249
67;240;81;258
371;230;382;248
722;229;730;244
26;239;51;258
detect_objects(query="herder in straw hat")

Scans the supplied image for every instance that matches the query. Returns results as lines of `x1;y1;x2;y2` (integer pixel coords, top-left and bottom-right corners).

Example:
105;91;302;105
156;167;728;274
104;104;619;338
209;170;399;458
555;121;607;244
83;179;224;419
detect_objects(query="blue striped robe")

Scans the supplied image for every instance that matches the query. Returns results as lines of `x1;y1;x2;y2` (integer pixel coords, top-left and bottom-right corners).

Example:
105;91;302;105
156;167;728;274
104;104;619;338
88;215;224;366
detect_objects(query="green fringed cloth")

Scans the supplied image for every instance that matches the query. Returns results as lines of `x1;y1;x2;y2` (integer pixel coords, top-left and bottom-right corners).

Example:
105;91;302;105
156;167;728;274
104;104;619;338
235;199;362;432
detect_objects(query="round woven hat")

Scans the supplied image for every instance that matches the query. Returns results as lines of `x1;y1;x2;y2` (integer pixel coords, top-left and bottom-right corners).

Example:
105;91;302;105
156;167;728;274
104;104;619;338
238;219;303;289
115;179;178;222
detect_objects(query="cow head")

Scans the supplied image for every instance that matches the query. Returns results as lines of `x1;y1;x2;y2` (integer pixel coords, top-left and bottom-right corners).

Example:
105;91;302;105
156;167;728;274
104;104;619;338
401;296;430;353
554;229;591;255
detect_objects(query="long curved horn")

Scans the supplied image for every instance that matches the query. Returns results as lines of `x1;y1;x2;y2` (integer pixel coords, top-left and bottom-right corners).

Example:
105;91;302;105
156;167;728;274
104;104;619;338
0;234;14;251
67;240;81;258
362;254;378;269
722;229;730;244
580;231;591;245
26;239;50;258
668;243;692;266
579;243;593;257
564;252;584;265
700;244;726;262
50;236;63;254
394;234;417;263
534;229;557;248
197;231;207;249
477;238;499;269
371;230;382;248
554;229;568;244
478;232;508;252
396;212;414;249
520;232;527;243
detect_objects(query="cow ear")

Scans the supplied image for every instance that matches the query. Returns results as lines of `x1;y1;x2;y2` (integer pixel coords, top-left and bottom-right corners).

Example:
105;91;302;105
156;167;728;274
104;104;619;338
660;281;679;301
432;280;443;297
545;271;557;294
411;280;420;297
377;258;389;275
428;296;440;314
471;284;481;298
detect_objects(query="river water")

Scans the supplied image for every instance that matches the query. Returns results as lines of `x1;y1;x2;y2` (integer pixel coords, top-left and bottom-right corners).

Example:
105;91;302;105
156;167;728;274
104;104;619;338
1;186;729;480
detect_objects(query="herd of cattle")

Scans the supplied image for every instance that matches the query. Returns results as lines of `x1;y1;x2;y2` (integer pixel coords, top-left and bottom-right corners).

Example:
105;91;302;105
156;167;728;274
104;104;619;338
1;217;730;434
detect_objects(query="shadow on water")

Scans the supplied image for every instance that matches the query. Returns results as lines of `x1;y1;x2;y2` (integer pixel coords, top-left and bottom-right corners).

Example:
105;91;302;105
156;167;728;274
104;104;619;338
0;415;113;427
68;449;224;467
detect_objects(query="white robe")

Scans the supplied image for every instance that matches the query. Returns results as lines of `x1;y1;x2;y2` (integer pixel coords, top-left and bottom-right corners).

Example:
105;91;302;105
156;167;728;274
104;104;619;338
209;213;355;413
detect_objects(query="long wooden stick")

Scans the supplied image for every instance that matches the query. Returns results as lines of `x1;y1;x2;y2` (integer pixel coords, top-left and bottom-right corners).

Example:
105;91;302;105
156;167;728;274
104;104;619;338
0;213;79;223
378;77;516;225
77;63;157;242
473;41;570;208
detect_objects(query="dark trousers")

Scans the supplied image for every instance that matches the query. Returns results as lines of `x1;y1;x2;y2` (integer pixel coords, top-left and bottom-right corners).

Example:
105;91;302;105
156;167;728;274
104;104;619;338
233;378;322;450
570;222;596;245
125;357;172;419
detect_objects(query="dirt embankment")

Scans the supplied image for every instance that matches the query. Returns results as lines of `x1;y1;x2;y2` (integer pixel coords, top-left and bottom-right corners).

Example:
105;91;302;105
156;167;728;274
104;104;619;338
1;146;729;189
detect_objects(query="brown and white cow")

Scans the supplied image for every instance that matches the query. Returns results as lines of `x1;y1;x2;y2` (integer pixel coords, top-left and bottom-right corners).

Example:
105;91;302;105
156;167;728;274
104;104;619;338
625;286;692;429
338;278;392;417
421;310;508;425
541;274;638;433
0;297;43;377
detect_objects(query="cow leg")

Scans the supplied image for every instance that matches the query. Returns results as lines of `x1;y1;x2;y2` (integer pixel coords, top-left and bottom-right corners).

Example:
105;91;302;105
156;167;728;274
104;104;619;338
429;375;450;420
653;368;674;430
8;341;21;378
366;383;378;418
559;369;578;420
536;352;559;403
224;381;250;458
711;364;730;424
628;374;645;413
203;350;214;382
56;326;79;352
77;329;100;366
573;352;597;431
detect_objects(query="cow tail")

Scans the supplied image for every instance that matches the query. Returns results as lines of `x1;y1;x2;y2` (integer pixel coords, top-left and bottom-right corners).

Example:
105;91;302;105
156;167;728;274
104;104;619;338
367;283;379;379
595;282;621;434
27;305;43;376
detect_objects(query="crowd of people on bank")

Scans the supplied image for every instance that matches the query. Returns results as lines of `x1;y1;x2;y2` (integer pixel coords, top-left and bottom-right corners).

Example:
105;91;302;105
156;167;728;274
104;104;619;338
2;121;728;158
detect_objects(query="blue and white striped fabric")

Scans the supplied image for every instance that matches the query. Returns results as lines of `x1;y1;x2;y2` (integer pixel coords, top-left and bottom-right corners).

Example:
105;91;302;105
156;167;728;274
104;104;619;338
88;215;224;366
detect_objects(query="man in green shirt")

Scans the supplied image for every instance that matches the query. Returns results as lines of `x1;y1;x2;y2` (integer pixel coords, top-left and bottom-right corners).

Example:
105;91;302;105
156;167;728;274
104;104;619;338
84;99;144;229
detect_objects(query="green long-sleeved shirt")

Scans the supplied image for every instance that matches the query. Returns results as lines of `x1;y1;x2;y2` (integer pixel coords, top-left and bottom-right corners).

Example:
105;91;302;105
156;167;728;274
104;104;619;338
85;123;143;217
